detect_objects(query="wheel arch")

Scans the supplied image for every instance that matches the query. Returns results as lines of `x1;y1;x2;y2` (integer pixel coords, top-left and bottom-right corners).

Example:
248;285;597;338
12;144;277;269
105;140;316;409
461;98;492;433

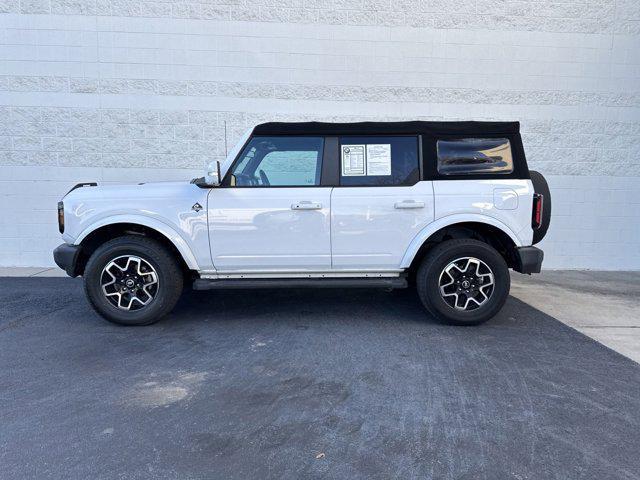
401;216;521;273
74;217;199;276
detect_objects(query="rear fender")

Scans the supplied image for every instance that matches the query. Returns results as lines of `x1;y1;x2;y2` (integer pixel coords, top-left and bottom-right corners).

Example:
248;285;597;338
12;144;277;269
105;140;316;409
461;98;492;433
400;214;522;268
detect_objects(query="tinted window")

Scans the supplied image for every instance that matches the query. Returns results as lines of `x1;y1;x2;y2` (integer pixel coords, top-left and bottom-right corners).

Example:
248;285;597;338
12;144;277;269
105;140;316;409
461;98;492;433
339;136;419;186
229;136;323;186
437;138;513;175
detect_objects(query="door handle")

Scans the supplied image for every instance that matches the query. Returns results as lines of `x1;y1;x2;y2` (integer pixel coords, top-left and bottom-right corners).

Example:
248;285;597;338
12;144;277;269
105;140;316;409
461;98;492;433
291;201;322;210
394;200;425;209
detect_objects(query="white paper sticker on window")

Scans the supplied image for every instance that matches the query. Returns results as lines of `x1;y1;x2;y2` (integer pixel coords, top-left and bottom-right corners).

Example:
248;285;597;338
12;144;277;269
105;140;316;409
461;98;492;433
341;144;366;176
366;144;391;176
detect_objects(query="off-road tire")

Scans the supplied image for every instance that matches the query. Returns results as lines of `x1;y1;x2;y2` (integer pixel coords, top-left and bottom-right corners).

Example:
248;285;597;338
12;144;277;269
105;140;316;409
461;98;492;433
83;235;183;326
416;239;510;326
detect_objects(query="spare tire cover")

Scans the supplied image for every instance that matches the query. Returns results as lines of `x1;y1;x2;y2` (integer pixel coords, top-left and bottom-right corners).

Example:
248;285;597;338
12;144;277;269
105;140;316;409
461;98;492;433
529;170;551;244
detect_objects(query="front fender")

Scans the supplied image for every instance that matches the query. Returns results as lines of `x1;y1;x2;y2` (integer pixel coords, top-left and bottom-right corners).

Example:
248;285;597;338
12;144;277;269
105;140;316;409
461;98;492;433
399;214;523;269
74;215;200;270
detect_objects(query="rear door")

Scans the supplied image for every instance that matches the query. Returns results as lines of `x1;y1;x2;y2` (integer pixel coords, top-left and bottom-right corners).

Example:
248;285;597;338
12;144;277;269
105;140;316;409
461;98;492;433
330;135;434;269
208;136;332;272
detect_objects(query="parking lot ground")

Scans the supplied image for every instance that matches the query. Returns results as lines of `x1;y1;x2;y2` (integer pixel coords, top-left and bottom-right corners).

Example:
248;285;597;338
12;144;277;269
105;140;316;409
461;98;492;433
511;270;640;363
1;277;640;480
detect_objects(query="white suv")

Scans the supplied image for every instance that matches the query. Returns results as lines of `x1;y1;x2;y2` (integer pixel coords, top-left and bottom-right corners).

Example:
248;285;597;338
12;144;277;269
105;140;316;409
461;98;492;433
53;121;550;326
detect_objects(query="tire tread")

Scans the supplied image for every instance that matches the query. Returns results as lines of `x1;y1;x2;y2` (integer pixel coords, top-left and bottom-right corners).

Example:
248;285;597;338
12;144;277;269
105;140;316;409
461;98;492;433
83;235;183;326
416;239;510;326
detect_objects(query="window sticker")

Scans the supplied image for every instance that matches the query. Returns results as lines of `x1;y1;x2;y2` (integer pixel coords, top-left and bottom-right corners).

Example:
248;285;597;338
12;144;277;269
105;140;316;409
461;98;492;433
341;144;366;176
366;144;391;176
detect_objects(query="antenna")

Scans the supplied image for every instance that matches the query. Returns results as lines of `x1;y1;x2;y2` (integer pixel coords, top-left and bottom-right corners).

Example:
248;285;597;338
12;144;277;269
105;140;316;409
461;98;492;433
224;120;228;157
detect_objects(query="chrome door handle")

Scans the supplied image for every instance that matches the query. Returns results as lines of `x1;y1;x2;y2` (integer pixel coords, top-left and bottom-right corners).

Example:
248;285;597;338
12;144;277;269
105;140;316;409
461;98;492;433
394;200;425;209
291;201;322;210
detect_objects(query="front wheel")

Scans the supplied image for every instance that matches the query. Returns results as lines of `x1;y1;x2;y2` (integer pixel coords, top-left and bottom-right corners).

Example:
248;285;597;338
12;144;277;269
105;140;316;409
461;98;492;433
416;239;510;326
83;236;183;326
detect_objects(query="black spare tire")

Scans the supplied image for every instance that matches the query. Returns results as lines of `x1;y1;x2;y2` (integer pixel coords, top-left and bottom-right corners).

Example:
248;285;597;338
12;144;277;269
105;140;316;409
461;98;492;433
530;170;551;244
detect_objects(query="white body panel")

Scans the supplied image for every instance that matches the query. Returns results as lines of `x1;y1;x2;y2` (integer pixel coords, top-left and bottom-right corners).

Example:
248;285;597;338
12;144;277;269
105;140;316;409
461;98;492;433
62;182;211;270
206;187;332;271
330;182;434;269
432;179;534;246
62;178;535;276
399;213;523;268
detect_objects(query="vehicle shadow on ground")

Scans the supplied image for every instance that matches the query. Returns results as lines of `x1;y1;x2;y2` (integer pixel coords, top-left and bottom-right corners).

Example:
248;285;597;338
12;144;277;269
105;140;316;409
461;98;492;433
169;285;573;335
174;286;437;326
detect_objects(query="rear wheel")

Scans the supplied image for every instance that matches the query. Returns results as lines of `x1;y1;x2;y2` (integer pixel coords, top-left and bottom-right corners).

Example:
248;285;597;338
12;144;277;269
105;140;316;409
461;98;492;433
416;239;510;325
83;236;183;326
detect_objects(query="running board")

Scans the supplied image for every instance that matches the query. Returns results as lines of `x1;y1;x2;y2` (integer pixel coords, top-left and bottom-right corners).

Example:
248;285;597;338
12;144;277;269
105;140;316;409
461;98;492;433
193;276;408;290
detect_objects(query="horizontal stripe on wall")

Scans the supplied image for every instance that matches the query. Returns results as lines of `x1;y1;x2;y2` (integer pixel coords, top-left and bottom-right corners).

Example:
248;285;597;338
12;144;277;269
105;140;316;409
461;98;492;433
1;105;639;176
2;76;640;108
1;0;638;35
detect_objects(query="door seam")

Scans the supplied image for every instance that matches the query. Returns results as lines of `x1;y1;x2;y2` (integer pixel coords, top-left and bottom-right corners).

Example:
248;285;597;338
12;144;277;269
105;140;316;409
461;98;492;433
329;186;334;269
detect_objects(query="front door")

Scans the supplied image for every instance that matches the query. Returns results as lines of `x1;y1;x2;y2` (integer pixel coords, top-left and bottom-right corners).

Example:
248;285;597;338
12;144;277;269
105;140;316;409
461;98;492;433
207;136;331;272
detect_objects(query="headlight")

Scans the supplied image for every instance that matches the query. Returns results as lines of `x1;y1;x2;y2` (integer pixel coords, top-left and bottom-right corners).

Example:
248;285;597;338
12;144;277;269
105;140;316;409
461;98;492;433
57;201;64;233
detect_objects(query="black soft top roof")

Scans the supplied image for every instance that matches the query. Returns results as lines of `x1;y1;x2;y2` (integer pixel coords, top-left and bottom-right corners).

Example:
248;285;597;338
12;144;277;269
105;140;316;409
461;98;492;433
252;121;520;136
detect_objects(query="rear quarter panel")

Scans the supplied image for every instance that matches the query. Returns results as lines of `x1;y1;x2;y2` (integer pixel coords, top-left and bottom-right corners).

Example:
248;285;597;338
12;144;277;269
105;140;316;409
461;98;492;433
433;179;534;246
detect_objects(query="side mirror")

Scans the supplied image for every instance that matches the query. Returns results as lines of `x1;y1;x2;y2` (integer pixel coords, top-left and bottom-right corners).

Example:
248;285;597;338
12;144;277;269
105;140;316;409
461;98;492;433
205;161;221;186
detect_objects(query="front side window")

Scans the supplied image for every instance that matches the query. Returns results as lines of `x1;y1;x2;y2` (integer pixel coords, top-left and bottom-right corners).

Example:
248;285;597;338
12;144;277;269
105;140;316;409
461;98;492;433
339;136;420;186
437;138;513;175
228;136;324;187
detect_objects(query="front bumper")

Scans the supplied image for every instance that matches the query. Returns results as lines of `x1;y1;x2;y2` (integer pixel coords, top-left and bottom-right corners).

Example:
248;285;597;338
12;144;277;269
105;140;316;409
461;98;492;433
53;243;82;277
513;246;544;274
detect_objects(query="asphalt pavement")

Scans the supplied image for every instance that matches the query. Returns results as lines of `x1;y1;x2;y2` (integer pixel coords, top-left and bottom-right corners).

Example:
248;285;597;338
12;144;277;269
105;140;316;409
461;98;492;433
1;277;639;480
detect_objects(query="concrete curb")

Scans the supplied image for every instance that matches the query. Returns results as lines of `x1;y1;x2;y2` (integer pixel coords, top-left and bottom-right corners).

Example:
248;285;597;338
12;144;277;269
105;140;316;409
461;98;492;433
0;267;67;277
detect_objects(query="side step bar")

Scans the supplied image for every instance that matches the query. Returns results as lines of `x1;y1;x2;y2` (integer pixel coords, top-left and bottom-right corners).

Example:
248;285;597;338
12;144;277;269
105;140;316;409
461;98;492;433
193;276;408;290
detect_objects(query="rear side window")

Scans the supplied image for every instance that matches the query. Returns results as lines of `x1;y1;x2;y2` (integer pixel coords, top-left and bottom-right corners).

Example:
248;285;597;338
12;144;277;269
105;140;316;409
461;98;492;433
437;138;513;175
339;136;420;186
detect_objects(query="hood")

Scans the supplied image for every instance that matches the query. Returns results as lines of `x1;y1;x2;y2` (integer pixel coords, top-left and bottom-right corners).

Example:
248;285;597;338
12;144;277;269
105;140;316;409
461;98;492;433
63;181;194;202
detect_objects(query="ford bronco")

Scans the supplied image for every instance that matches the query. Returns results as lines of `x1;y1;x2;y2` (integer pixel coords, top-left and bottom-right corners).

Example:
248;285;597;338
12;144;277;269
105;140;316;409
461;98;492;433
53;121;550;326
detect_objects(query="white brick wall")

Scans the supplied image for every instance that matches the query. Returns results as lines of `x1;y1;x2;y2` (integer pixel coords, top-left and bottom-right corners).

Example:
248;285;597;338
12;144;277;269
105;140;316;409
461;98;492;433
1;2;639;269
